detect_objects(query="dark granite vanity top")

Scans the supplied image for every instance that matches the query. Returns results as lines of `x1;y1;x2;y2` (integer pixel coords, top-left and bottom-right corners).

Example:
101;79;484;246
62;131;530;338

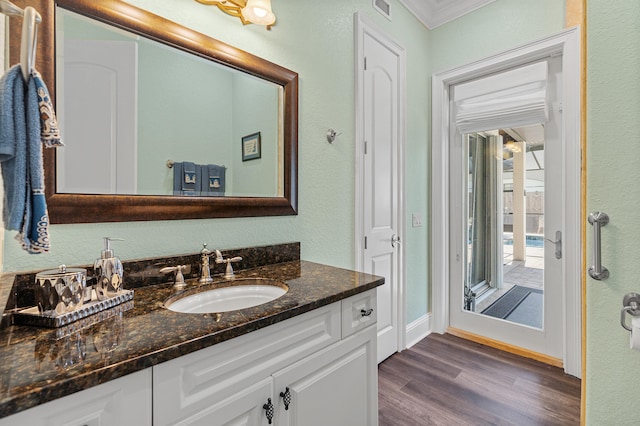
0;243;384;419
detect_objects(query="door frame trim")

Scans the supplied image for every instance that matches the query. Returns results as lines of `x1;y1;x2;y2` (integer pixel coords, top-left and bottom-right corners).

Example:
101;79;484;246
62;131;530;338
431;27;582;377
354;12;407;354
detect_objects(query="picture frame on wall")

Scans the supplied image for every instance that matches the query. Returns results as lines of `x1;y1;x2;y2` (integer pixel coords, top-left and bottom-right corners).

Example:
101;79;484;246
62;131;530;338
242;132;262;161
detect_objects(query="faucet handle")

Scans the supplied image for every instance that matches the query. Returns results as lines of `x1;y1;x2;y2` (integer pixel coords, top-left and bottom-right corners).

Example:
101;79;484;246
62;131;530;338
215;250;242;263
160;265;187;290
214;250;243;279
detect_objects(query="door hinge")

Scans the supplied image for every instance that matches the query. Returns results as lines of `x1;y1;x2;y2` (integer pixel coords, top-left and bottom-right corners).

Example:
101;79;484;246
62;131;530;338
364;57;367;70
364;141;368;154
364;236;368;249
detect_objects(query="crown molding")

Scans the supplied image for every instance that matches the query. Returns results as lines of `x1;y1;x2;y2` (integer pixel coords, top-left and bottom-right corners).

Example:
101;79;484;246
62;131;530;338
399;0;496;29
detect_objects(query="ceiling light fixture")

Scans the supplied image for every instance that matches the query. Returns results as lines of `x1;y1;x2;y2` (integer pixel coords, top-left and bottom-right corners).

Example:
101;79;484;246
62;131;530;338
195;0;276;29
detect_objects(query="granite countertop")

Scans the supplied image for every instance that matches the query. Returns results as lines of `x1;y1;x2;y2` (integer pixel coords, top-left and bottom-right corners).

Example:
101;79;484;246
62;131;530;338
0;260;384;419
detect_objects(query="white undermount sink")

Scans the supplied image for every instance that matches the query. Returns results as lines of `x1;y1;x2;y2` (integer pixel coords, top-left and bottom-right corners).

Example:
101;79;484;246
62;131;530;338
165;278;288;314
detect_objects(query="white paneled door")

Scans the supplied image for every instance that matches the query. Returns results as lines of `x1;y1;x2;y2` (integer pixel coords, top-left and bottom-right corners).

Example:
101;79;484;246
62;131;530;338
358;16;405;364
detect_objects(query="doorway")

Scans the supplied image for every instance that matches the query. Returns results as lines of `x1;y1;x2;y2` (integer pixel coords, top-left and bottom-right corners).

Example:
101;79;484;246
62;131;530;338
354;13;406;363
450;57;563;361
431;29;581;376
449;119;563;360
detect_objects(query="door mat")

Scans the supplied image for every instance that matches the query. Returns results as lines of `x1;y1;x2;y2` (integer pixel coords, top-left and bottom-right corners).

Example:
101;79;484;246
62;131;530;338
481;285;542;320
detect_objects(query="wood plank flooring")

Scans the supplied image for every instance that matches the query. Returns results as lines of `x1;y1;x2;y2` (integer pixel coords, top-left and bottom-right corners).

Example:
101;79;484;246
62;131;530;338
378;333;581;425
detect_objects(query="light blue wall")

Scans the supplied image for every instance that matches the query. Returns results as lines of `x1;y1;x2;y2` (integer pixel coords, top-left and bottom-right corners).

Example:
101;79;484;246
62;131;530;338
59;9;128;41
586;1;640;424
428;0;565;74
231;75;279;197
137;42;234;195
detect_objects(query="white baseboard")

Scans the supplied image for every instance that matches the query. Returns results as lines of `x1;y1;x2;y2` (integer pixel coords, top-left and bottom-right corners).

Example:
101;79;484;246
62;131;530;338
405;313;431;349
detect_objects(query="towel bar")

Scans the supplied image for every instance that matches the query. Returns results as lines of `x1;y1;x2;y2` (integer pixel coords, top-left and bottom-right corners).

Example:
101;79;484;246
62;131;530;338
0;0;42;82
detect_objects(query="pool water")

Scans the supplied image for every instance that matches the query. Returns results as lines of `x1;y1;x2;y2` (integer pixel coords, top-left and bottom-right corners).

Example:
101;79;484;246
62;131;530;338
503;236;544;248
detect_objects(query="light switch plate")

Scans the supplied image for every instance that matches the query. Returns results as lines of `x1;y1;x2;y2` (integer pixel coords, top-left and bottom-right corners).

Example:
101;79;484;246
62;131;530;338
412;213;423;228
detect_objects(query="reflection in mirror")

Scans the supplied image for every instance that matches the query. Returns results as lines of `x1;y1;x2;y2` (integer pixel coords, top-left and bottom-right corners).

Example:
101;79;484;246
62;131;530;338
8;0;298;223
56;8;282;198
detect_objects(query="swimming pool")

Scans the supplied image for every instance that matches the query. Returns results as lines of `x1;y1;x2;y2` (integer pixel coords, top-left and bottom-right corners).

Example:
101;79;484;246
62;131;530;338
503;235;544;248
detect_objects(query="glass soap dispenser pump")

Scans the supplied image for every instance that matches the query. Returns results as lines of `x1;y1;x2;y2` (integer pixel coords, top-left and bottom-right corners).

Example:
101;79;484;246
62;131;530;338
94;237;124;301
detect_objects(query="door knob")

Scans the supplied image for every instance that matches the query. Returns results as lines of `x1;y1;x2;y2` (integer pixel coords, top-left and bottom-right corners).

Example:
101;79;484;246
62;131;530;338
391;234;401;248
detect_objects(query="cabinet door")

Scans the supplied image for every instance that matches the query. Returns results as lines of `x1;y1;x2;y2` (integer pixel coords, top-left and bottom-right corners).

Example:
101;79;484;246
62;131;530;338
156;377;273;426
0;369;152;426
272;326;378;426
153;303;340;425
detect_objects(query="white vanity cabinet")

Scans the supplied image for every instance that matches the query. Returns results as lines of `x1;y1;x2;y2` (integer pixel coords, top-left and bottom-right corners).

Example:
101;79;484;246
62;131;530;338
0;369;152;426
153;289;378;426
0;290;378;426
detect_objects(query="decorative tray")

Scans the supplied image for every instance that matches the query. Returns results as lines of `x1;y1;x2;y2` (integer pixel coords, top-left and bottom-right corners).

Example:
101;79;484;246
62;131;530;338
13;289;134;329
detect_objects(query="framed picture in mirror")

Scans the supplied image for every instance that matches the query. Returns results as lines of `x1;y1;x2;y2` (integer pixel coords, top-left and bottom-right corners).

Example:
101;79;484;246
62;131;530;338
242;132;262;161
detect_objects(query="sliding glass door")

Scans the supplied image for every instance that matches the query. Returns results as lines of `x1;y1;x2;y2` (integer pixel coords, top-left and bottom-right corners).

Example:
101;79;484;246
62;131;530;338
465;133;502;312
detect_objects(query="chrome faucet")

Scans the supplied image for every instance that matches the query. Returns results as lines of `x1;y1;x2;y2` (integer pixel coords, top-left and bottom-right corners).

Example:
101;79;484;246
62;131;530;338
215;250;243;279
199;243;214;284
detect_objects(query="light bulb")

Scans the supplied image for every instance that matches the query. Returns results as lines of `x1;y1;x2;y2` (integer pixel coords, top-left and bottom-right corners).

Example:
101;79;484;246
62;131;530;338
242;0;275;26
252;7;267;18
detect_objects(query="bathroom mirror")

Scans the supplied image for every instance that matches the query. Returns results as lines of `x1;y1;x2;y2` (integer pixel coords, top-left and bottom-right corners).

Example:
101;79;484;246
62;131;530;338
9;0;298;223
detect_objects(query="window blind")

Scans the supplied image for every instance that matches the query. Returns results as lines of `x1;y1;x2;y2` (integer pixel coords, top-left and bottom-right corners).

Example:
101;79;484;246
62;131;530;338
453;61;549;133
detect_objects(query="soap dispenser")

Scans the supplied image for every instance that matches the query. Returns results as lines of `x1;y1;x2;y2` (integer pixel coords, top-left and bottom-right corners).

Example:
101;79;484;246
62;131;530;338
94;237;124;301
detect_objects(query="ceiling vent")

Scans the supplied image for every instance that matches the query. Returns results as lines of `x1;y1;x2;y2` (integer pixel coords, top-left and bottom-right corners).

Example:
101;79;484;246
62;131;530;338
373;0;391;20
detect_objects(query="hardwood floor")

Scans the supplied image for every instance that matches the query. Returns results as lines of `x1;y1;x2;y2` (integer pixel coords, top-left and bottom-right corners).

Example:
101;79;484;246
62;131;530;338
378;333;581;425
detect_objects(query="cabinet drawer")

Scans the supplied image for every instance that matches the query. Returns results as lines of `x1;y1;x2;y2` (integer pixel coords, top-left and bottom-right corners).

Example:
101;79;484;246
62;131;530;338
341;289;377;338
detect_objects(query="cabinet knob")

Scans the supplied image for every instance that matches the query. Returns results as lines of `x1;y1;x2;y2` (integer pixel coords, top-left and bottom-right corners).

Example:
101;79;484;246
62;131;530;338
263;398;274;424
280;387;291;410
361;308;374;317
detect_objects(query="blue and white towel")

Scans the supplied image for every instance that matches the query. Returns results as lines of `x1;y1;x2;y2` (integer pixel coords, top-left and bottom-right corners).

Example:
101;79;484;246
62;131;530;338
33;71;63;149
0;65;62;254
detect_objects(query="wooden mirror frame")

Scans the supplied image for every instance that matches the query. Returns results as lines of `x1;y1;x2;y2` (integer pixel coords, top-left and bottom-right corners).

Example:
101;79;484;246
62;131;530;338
10;0;298;224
